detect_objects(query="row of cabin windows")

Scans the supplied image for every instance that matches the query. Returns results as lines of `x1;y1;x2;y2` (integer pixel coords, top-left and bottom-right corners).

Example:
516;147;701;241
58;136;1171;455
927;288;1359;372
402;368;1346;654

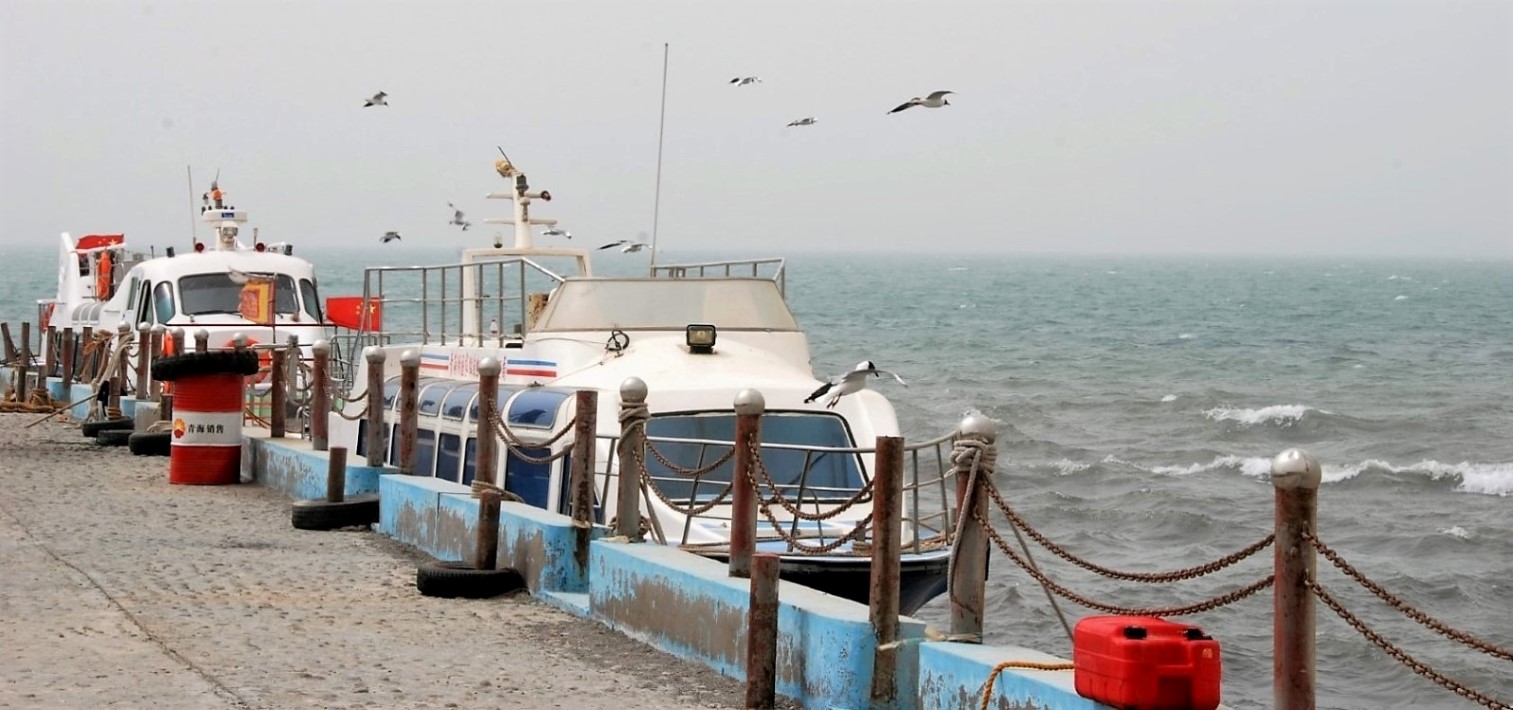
380;376;571;429
355;419;571;514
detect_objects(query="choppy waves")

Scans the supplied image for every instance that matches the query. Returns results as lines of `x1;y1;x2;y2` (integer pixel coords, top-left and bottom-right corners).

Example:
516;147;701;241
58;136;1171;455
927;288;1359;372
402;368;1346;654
1203;404;1324;426
1028;453;1513;496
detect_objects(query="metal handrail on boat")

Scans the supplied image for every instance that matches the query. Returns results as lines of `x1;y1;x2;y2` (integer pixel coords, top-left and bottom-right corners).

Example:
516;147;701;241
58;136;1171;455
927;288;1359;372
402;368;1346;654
650;258;787;297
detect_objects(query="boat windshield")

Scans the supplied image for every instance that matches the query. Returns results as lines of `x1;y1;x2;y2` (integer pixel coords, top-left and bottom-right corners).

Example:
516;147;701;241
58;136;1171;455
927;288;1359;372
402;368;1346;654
643;411;865;503
535;278;799;332
179;273;300;317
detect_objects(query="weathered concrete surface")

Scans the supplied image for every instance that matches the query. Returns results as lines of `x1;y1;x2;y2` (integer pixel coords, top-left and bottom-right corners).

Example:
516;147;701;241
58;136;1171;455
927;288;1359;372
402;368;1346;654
0;415;798;709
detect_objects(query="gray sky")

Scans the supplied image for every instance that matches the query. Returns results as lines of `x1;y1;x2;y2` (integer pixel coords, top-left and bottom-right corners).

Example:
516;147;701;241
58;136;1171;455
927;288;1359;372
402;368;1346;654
2;1;1509;257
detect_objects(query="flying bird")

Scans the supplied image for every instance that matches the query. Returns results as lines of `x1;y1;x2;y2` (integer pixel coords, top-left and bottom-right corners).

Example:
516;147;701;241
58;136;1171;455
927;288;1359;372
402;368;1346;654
786;117;817;127
730;76;762;87
380;231;402;243
542;226;572;239
363;91;388;107
598;239;650;253
888;90;955;114
447;202;471;230
804;361;909;409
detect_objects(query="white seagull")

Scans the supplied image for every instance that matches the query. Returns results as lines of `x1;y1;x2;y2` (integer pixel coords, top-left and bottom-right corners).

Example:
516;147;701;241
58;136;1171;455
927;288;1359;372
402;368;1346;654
447;202;471;230
730;76;762;87
888;90;954;114
542;226;572;239
786;117;817;127
363;91;388;107
598;239;650;253
380;231;402;243
804;361;909;409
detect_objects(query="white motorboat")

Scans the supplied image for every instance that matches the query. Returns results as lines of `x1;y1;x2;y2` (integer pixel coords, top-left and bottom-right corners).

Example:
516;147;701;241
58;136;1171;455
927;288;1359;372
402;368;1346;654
329;156;954;614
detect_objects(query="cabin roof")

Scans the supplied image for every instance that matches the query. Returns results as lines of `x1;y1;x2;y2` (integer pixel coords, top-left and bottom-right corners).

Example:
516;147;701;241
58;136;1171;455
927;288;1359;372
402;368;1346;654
533;278;799;332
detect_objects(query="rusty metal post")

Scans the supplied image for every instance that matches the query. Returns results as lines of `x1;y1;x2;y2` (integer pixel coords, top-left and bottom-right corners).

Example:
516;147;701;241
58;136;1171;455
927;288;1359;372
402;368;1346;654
81;326;94;380
194;328;209;353
397;350;420;474
869;435;905;706
475;491;502;570
1273;448;1320;710
134;323;149;401
950;414;995;643
326;446;348;503
569;389;599;566
615;377;647;540
148;324;164;401
1;322;17;367
363;347;387;467
44;326;57;379
60;327;75;388
113;323;130;409
269;348;287;437
745;551;781;709
310;340;331;451
17;323;30;401
729;389;765;579
475;358;500;485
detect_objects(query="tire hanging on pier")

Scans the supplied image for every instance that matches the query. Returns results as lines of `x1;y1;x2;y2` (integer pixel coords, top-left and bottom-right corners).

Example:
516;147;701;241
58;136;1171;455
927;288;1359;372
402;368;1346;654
415;561;526;599
151;350;260;485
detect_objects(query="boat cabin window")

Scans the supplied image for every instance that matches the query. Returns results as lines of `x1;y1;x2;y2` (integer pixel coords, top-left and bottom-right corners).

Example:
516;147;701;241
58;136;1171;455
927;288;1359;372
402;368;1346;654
179;273;300;317
504;389;570;429
436;433;463;482
299;279;323;322
467;385;524;421
533;279;799;332
153;282;176;323
442;383;480;420
382;376;402;409
644;412;865;503
418;380;455;416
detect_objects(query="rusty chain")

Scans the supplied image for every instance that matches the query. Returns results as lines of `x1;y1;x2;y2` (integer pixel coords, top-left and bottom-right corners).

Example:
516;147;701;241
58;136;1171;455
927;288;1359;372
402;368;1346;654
746;438;874;522
1306;578;1511;709
1304;532;1513;664
334;401;370;421
743;459;873;555
632;444;736;517
981;477;1274;583
975;510;1273;616
628;420;737;477
486;409;572;465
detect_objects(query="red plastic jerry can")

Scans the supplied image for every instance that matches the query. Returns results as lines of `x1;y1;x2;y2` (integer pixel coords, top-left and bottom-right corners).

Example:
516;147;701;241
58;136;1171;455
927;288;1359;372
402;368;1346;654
1072;615;1222;710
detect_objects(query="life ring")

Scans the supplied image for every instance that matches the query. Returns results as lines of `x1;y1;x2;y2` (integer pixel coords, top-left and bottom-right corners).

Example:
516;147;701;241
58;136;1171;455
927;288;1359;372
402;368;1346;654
226;337;273;384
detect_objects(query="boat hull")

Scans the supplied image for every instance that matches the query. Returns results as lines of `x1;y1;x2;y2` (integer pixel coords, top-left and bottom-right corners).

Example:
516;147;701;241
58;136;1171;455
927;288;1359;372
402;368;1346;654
696;550;951;617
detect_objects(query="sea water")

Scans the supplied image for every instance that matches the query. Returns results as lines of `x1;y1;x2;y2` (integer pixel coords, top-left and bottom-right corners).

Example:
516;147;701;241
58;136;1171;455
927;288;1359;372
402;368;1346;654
3;243;1509;709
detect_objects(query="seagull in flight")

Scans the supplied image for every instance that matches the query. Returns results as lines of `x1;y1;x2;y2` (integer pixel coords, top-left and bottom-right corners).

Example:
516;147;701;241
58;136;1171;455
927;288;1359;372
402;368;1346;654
363;91;388;107
380;231;402;243
888;90;954;114
804;361;909;409
730;76;762;87
598;238;650;253
786;117;817;127
542;226;572;239
447;202;471;230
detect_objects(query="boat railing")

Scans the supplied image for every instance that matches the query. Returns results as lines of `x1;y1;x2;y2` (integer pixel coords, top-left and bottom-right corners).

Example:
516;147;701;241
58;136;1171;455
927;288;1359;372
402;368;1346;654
354;256;570;349
594;427;959;554
650;258;787;298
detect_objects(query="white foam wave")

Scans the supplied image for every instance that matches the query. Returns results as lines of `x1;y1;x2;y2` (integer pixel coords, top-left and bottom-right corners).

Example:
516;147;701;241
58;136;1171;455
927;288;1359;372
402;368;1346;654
1203;404;1322;426
1439;526;1472;540
1160;394;1178;403
1150;455;1271;477
1394;295;1408;301
1177;333;1195;340
1050;459;1091;475
1324;459;1513;495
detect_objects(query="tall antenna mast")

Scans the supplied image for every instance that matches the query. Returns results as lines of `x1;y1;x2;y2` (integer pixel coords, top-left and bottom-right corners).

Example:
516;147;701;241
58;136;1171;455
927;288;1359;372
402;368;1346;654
649;42;670;267
186;165;198;246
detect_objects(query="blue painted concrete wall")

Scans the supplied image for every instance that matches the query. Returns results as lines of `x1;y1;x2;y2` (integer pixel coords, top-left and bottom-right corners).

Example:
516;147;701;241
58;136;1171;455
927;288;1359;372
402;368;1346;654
44;378;119;419
918;642;1102;710
590;541;926;710
242;429;386;500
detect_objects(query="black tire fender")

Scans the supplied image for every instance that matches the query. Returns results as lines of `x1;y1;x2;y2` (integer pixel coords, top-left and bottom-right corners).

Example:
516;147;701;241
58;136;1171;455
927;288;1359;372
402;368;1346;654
290;494;380;531
96;429;133;447
152;350;260;382
128;431;172;456
415;561;526;599
82;417;135;438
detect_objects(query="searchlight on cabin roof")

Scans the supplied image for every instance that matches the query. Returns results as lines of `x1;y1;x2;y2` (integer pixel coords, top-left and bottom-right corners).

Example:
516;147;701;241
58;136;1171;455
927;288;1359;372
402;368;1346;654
686;324;717;354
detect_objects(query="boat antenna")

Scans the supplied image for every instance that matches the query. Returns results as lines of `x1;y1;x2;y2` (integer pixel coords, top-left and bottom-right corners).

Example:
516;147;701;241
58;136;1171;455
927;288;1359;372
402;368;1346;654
186;165;198;246
649;42;669;268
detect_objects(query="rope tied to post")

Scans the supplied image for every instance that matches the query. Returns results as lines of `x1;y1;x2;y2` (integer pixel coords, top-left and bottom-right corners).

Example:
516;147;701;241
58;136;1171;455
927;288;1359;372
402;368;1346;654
979;660;1075;710
469;479;525;504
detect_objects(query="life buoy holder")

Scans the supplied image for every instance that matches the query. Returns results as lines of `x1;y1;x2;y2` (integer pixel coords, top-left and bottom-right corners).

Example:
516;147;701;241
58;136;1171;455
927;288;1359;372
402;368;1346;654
226;337;273;384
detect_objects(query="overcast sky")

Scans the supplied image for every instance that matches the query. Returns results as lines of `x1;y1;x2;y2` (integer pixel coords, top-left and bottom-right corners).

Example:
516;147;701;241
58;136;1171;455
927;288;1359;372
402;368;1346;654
2;1;1509;258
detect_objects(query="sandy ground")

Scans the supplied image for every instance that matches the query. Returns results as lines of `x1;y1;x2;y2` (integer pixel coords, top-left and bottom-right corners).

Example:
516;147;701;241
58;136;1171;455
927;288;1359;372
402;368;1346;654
0;415;800;709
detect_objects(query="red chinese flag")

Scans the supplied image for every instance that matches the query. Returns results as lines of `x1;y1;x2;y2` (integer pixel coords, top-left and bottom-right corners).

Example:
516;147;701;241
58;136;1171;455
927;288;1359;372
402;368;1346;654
325;296;382;331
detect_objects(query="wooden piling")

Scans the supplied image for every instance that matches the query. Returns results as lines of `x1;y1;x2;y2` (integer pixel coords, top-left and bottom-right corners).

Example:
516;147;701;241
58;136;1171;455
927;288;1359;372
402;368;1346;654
569;389;599;567
1;322;16;364
269;349;287;436
397;350;420;475
80;327;95;381
1273;449;1321;710
615;378;647;540
194;328;209;353
311;341;330;451
475;358;500;485
17;323;31;401
148;325;163;401
868;435;905;706
134;326;149;402
729;390;765;579
326;446;348;503
745;552;781;710
363;348;387;467
44;326;57;379
475;492;502;570
60;327;75;388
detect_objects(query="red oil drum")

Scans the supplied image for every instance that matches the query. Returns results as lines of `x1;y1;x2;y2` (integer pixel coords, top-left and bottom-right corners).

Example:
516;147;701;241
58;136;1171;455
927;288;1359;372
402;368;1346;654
1073;615;1221;710
152;350;261;485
